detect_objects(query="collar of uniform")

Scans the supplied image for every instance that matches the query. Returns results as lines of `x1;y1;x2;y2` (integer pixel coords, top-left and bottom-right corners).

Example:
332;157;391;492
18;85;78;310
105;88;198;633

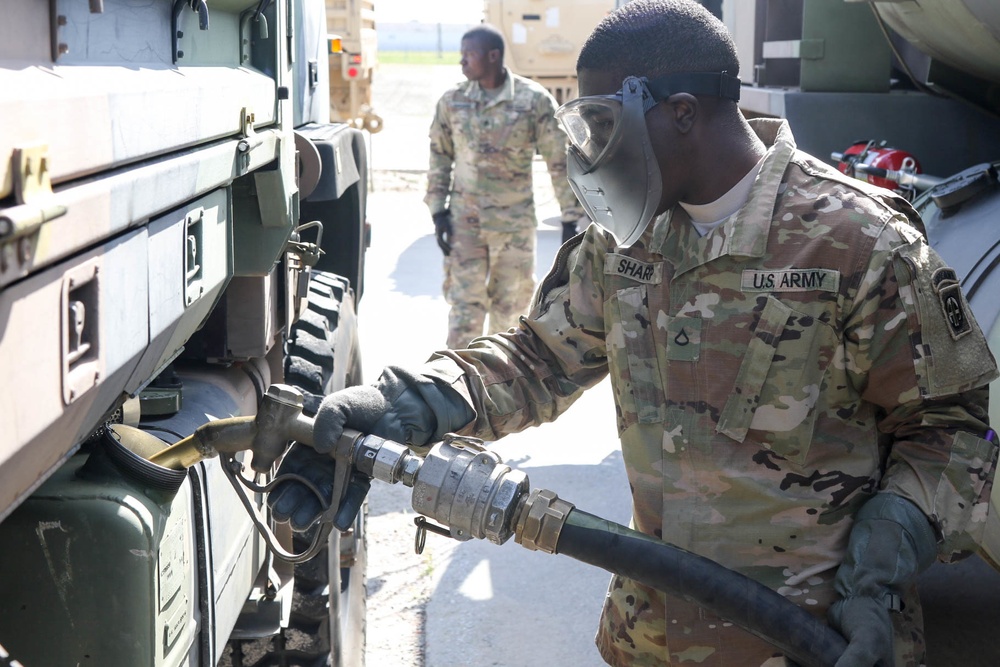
650;118;797;274
469;68;515;107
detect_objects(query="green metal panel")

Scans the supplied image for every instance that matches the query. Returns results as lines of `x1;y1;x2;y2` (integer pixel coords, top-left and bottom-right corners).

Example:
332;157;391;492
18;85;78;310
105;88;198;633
800;0;891;92
232;138;299;277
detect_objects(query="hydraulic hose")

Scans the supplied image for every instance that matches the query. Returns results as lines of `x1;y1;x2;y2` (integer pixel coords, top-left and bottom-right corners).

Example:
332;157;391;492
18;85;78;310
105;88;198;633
554;509;847;667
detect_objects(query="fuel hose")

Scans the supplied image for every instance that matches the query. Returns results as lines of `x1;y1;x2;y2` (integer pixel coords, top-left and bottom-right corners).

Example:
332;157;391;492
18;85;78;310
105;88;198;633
554;509;847;667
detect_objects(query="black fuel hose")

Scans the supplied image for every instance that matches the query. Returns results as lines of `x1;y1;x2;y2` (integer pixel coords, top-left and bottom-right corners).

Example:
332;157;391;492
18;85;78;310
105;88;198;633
555;509;847;667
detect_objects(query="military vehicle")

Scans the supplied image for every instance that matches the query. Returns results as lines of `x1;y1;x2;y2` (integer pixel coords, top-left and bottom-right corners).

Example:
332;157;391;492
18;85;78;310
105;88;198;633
326;0;383;133
485;0;617;103
0;1;370;665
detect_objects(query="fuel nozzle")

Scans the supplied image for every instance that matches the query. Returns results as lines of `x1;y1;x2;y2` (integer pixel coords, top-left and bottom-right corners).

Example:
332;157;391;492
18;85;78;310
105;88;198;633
148;384;315;471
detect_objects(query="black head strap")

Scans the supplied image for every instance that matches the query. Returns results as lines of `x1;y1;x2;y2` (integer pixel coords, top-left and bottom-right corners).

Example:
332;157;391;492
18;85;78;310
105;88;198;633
644;71;742;102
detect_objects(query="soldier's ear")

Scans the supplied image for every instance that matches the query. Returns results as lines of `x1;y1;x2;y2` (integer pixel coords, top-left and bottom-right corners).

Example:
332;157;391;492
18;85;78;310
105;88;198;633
664;93;698;135
488;48;501;65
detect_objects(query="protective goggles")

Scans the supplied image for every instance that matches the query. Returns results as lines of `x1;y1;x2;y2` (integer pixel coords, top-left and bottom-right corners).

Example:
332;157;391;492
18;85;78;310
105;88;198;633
555;72;742;170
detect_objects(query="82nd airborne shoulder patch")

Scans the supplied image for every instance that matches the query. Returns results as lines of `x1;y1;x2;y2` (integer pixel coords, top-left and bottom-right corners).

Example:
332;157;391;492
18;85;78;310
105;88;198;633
933;267;972;340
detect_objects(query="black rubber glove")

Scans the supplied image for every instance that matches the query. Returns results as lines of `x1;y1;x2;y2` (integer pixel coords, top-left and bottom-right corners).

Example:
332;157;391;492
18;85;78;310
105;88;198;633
828;493;938;667
432;210;453;256
267;443;371;532
312;364;475;454
270;366;475;531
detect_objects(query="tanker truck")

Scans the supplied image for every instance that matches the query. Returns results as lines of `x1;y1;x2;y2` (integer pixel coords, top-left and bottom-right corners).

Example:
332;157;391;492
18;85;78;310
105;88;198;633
0;1;370;665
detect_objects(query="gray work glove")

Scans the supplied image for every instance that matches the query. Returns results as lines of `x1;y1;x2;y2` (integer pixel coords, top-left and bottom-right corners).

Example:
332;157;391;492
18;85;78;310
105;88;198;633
268;366;475;531
432;210;453;256
828;493;938;667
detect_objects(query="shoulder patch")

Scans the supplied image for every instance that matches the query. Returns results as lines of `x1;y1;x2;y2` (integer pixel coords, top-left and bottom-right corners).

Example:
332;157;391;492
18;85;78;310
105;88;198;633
893;244;998;396
741;268;840;293
605;254;662;284
932;267;972;340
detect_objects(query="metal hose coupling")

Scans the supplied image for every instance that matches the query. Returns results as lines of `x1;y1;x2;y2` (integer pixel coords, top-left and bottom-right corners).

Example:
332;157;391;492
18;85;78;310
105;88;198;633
410;434;530;545
514;488;575;554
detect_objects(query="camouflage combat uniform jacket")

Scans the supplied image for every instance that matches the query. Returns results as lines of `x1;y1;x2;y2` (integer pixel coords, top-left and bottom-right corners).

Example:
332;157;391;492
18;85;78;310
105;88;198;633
424;69;581;230
422;118;998;666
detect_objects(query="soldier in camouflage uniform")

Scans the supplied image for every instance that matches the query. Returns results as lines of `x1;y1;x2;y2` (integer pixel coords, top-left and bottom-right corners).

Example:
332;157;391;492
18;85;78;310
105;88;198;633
272;2;999;665
425;24;584;349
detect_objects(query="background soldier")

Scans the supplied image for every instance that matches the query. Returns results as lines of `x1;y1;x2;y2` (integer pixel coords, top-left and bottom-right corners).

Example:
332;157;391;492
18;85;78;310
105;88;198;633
425;24;584;349
272;2;999;665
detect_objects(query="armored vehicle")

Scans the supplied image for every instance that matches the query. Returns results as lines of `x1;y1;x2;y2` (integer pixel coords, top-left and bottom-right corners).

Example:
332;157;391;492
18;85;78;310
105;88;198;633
0;1;370;665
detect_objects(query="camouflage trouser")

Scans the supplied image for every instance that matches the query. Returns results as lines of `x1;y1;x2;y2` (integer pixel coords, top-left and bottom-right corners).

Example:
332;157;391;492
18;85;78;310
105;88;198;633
594;575;926;666
443;213;535;349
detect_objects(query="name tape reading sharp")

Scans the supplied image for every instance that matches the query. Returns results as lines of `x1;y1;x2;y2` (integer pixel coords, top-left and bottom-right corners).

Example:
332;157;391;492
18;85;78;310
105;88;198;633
605;254;663;284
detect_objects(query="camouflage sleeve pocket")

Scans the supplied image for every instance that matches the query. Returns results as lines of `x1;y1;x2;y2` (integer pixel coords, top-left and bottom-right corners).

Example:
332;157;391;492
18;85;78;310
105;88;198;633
932;429;999;559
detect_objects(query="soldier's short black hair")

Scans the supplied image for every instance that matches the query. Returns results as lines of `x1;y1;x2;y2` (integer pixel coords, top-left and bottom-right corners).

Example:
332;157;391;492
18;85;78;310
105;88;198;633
577;0;739;85
463;24;505;60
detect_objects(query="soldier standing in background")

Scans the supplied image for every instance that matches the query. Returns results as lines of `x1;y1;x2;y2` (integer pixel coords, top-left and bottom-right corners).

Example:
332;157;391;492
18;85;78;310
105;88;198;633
425;24;585;349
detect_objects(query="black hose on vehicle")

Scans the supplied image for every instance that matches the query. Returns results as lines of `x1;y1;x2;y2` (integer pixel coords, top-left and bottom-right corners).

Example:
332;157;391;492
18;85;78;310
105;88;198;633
554;509;847;667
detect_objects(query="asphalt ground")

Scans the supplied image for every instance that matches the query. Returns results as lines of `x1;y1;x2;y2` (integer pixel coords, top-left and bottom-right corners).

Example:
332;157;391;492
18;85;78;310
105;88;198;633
360;61;626;666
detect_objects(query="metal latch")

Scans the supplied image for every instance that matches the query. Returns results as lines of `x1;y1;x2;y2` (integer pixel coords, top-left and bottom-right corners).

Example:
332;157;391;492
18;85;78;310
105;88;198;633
61;259;102;405
172;0;211;63
1;144;67;273
237;107;265;159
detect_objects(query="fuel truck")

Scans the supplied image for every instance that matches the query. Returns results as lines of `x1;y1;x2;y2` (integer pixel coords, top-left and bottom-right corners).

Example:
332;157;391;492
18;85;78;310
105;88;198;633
4;2;1000;667
0;1;370;665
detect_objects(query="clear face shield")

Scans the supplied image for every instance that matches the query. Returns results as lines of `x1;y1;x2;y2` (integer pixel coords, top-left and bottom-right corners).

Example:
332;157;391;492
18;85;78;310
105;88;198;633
555;72;742;248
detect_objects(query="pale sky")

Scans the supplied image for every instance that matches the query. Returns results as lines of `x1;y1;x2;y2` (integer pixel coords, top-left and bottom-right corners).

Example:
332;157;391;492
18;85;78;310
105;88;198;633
375;0;485;25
